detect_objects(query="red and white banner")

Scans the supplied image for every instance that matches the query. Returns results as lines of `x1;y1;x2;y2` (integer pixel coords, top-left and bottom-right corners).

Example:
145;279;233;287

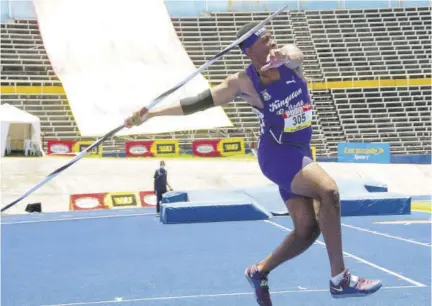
192;140;221;157
139;191;157;207
47;140;75;155
125;141;154;157
70;193;107;210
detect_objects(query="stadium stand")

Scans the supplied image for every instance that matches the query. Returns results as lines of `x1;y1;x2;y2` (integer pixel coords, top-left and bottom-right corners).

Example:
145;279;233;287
1;6;431;156
306;7;432;80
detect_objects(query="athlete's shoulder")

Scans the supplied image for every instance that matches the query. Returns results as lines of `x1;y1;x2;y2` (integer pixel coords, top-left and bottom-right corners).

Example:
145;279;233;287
237;67;255;84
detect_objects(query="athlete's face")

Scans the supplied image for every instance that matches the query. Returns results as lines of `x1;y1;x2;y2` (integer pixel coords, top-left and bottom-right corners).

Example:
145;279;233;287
249;31;277;61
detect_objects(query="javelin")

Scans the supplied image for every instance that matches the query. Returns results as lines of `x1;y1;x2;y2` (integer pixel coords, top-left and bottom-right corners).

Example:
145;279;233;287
1;4;288;213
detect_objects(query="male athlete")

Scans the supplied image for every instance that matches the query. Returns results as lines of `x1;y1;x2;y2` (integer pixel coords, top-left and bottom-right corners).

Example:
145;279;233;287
125;22;382;305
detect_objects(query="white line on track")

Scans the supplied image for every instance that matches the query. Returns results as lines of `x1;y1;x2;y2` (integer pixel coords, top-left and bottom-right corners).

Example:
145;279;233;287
1;212;157;225
265;220;426;288
412;210;432;214
40;285;427;306
341;223;431;247
373;220;431;225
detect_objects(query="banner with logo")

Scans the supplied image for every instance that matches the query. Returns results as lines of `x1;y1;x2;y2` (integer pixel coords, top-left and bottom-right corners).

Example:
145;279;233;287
47;140;75;155
218;138;245;156
70;190;157;211
193;140;221;157
125;141;153;157
139;191;157;207
72;141;103;157
152;140;179;157
192;138;245;157
125;140;179;157
70;193;107;210
338;142;390;163
104;191;141;209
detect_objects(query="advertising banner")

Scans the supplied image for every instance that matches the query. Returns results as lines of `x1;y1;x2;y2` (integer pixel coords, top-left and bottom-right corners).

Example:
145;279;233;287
218;138;245;157
192;140;221;157
338;142;390;163
139;191;157;207
47;140;75;155
125;140;179;157
72;141;103;157
70;190;158;211
104;192;140;209
70;193;107;210
192;138;245;157
152;140;179;157
125;141;154;157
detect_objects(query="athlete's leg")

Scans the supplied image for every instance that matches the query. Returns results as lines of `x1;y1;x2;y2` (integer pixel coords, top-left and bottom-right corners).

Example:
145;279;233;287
290;162;344;277
257;196;320;273
245;194;320;306
290;162;382;298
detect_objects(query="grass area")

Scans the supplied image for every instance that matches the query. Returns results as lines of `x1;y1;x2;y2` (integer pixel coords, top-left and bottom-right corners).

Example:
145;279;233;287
412;201;432;212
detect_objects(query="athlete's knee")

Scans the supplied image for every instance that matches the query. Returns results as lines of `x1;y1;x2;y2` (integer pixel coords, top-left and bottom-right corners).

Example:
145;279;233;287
319;185;340;208
296;220;320;241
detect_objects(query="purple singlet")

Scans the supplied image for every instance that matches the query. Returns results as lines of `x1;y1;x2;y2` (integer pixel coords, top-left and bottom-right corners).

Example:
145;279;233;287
246;64;314;201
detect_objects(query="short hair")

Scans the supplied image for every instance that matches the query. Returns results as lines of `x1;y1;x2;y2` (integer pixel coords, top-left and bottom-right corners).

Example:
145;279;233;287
236;22;260;50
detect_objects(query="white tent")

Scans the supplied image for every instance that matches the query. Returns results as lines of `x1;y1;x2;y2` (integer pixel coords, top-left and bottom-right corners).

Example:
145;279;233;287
0;104;43;157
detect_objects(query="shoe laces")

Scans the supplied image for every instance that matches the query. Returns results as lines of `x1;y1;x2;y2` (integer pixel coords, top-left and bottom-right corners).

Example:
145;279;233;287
356;277;374;288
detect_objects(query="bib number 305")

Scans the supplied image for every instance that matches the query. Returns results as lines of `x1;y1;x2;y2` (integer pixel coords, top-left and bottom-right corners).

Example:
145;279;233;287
293;113;306;125
283;106;312;133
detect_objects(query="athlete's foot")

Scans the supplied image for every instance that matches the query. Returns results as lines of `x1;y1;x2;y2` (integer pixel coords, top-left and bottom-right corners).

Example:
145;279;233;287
245;264;272;306
330;269;382;298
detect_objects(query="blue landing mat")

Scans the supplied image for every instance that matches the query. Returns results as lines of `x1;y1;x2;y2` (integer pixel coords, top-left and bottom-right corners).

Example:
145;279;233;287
163;178;411;217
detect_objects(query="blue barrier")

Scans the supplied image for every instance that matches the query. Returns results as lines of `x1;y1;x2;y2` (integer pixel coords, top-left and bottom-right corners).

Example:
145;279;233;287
160;200;272;224
391;154;431;164
341;193;411;216
162;191;188;203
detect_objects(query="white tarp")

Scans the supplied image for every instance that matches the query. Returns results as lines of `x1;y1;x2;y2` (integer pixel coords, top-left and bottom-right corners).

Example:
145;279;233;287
0;104;42;157
33;0;232;137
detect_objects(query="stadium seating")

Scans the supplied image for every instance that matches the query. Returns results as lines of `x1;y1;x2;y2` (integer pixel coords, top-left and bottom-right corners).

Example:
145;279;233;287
306;7;432;80
0;6;431;156
332;85;431;154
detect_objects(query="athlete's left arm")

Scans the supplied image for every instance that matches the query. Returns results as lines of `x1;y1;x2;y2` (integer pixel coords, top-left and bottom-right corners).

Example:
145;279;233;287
280;44;305;70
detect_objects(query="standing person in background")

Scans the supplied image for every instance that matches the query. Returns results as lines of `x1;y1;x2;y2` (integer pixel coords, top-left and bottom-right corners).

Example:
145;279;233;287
154;160;172;214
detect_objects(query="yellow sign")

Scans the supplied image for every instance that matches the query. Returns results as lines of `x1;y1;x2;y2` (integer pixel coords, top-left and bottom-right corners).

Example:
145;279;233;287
104;192;139;208
311;146;316;161
72;141;103;157
151;140;179;157
218;138;245;157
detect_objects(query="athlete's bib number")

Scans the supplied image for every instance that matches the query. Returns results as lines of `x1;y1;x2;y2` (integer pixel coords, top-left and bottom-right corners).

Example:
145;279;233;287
283;105;312;133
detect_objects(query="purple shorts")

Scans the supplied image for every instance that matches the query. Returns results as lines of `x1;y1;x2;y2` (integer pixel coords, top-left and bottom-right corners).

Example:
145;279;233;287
257;136;313;202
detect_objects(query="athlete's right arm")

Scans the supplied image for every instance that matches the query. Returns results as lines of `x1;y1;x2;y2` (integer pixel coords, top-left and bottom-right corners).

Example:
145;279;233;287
125;74;241;128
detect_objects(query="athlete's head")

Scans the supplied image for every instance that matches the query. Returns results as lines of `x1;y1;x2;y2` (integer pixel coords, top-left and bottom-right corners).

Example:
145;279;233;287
237;22;276;63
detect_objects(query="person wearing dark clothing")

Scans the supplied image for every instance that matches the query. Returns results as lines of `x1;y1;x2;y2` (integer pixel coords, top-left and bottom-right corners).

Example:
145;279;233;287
154;161;172;213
